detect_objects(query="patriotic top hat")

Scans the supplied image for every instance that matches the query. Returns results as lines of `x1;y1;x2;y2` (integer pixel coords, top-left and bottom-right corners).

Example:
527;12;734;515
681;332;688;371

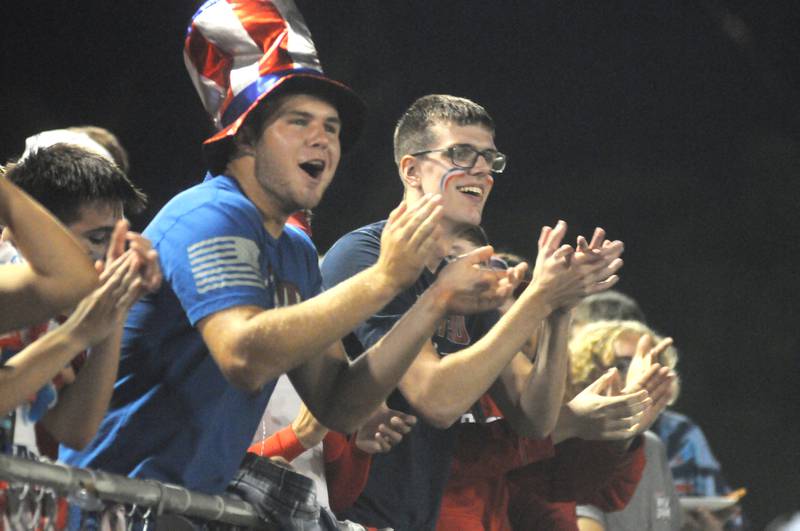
184;0;365;172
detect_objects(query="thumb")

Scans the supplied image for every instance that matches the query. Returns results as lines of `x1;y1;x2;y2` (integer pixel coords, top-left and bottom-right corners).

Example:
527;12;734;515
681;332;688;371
460;245;494;264
588;368;617;394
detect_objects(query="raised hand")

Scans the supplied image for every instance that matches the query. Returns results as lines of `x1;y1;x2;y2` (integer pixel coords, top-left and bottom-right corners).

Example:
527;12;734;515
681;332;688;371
433;246;524;315
622;334;676;433
355;403;417;454
61;251;144;347
375;194;444;291
571;227;624;301
99;219;162;293
559;368;651;441
524;221;624;312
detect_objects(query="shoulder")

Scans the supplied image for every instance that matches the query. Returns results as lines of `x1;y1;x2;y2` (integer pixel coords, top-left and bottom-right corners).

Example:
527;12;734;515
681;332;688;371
326;220;386;257
146;176;262;243
321;220;386;288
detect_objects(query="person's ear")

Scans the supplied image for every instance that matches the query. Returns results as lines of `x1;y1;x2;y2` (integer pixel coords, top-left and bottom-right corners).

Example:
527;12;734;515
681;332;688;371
232;124;258;158
399;154;422;190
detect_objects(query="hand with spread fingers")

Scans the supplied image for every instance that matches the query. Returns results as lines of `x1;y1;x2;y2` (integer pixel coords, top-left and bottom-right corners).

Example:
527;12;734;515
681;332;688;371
524;221;624;314
98;219;162;293
433;245;525;315
375;194;444;292
556;368;652;442
355;403;417;454
62;251;145;347
622;334;677;434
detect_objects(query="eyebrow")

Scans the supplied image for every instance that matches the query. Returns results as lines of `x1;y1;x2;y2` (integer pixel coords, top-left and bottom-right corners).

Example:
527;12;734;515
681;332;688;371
284;110;341;126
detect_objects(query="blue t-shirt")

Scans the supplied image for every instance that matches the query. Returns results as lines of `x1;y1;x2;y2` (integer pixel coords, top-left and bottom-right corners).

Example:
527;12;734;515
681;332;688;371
321;220;498;531
60;174;321;494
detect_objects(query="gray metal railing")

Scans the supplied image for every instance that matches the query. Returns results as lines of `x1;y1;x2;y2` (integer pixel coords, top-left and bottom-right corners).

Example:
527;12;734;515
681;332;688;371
0;454;264;528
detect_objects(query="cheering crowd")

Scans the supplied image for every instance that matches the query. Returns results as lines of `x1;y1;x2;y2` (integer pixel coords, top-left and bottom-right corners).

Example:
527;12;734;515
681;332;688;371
0;1;745;530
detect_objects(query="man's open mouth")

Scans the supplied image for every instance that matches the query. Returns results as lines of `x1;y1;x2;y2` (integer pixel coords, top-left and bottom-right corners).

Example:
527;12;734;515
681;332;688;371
299;160;325;178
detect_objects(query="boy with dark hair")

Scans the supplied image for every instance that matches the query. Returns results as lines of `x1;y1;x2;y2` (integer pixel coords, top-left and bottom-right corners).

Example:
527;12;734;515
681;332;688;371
0;167;97;333
0;143;159;457
6;144;147;262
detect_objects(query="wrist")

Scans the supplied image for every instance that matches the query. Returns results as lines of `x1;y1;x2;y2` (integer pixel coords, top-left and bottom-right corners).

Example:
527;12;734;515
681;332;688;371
367;265;406;300
425;281;454;316
291;417;329;449
517;283;557;319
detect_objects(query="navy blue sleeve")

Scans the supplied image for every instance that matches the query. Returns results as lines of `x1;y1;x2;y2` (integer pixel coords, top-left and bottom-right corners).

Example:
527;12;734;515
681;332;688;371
321;222;418;355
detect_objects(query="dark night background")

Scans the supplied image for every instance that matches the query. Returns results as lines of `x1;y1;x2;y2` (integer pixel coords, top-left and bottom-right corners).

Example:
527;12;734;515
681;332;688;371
3;1;799;527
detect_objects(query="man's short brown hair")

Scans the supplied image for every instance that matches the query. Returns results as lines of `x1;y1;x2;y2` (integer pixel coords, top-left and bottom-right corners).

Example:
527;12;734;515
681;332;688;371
393;95;495;167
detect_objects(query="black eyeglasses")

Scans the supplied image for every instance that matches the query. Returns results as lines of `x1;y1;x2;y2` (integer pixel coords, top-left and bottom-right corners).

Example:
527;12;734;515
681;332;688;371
411;144;507;173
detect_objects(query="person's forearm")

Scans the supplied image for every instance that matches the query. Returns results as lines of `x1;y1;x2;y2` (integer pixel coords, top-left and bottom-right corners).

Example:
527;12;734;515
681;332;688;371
0;325;88;416
403;287;556;428
516;311;570;437
227;264;408;392
42;325;122;449
552;403;579;443
309;285;448;432
0;177;97;330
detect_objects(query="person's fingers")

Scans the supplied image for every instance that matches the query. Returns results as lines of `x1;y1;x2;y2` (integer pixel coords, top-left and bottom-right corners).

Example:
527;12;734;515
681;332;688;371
605;390;650;415
407;204;443;251
538;226;552;250
397;195;440;239
544;220;567;252
105;219;130;263
552;244;574;262
110;256;139;302
143;249;163;291
649;337;674;358
586;274;620;294
586;368;617;394
99;250;133;285
636;333;655;357
389;414;416;432
606;368;624;396
377;424;404;444
588;227;606;249
386;200;408;227
459;245;495;266
116;277;143;312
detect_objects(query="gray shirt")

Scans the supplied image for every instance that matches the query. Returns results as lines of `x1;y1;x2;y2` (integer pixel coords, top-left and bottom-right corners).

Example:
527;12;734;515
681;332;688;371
576;431;683;531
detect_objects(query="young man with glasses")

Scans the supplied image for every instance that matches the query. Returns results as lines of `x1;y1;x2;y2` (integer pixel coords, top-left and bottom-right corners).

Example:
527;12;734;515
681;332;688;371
321;94;626;530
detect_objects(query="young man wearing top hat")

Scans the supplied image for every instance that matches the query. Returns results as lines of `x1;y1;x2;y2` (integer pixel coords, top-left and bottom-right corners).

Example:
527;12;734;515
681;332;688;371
61;0;512;508
321;94;628;530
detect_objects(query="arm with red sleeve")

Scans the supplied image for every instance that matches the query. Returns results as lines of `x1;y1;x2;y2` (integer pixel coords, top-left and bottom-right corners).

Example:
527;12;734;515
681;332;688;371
323;431;372;513
247;425;373;513
507;436;646;513
247;425;308;462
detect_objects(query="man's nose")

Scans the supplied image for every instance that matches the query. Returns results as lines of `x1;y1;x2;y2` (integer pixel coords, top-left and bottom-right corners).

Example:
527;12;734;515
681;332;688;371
470;154;493;176
306;122;329;148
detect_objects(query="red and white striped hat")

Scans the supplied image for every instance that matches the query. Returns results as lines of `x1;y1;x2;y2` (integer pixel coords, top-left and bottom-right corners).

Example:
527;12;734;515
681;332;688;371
184;0;365;171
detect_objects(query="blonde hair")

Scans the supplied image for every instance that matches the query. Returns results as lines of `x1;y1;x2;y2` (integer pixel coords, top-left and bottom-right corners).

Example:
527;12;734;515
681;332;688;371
567;320;680;403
